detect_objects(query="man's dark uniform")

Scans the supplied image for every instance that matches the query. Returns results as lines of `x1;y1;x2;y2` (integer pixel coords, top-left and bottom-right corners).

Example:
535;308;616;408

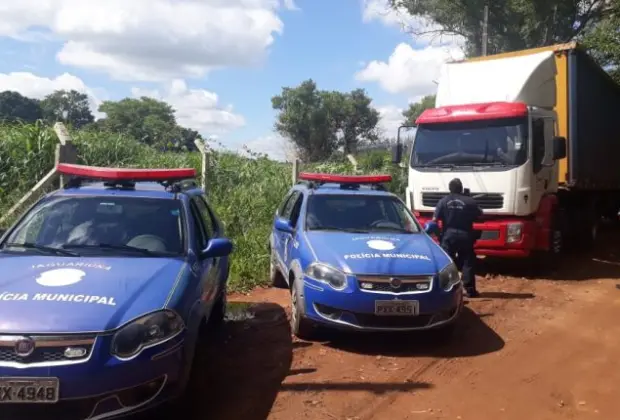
433;178;482;297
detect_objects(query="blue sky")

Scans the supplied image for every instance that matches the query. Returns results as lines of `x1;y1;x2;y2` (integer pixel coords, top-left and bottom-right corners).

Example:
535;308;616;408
0;0;462;160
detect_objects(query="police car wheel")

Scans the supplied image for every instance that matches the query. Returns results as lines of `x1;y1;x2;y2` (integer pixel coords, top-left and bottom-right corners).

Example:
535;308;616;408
290;281;314;339
270;249;287;288
210;288;227;328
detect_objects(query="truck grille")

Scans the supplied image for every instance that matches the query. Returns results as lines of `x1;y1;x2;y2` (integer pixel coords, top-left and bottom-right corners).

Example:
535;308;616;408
421;192;504;209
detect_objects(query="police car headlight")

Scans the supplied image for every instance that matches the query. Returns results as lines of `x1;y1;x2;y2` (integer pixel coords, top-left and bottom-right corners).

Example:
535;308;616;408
438;263;460;290
506;222;523;243
111;310;185;359
305;263;347;290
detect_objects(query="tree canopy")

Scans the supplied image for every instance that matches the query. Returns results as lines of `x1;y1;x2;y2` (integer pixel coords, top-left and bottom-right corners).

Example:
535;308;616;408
40;89;94;129
388;0;611;56
402;95;436;124
272;79;380;162
97;97;199;151
0;91;42;123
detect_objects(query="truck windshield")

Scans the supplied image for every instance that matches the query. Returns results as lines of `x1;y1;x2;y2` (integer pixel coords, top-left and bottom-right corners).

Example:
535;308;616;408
411;117;528;168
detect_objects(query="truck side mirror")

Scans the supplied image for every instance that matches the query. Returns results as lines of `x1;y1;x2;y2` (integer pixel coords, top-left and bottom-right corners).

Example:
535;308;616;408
391;143;402;164
553;136;566;160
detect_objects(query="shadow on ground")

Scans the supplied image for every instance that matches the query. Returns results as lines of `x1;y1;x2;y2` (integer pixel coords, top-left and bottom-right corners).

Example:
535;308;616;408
478;228;620;282
320;306;504;358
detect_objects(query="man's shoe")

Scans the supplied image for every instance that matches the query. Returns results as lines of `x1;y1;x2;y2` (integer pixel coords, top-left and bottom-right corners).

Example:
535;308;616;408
465;289;480;298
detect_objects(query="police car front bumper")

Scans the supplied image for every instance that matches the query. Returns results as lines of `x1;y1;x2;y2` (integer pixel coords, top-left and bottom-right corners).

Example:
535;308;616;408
302;277;463;332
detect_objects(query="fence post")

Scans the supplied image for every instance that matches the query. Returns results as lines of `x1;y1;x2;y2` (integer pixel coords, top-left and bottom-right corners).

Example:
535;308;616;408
53;123;77;187
346;154;358;172
292;159;299;185
194;139;208;192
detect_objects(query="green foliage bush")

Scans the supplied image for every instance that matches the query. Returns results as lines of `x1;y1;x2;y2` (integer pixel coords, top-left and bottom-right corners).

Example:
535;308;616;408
0;124;406;291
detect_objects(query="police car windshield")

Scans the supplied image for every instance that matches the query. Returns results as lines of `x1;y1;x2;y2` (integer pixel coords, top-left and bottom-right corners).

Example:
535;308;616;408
412;117;528;168
305;194;420;234
2;196;185;257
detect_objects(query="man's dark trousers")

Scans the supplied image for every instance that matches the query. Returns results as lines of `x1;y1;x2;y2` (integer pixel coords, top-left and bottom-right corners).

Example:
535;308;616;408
440;228;476;293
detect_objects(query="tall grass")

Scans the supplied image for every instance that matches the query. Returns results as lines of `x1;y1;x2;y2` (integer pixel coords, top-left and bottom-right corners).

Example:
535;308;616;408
0;124;407;291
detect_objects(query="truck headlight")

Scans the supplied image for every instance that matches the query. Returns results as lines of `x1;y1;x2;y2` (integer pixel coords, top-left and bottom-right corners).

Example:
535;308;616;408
305;263;347;290
438;263;460;290
111;310;185;359
506;222;523;243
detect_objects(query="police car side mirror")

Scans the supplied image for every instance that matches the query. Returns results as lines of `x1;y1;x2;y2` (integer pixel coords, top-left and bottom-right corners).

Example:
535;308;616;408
200;238;233;259
274;217;294;234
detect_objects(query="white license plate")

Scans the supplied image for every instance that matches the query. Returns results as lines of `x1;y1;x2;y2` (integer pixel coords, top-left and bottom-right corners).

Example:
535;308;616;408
374;300;419;316
0;378;59;404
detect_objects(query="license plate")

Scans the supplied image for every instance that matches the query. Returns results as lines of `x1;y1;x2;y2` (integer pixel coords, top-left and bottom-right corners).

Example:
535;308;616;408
0;378;59;404
374;300;419;316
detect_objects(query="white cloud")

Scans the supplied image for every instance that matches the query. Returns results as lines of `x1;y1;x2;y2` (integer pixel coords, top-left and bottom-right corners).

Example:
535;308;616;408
241;134;291;161
362;0;464;47
376;104;405;137
131;79;245;136
1;0;290;82
355;43;464;98
0;71;104;118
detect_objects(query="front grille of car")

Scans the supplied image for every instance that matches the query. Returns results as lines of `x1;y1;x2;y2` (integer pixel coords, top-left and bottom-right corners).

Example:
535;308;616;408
421;192;504;209
0;335;95;366
357;275;433;293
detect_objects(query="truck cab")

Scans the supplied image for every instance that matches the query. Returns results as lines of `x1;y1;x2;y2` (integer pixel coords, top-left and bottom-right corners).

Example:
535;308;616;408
393;49;568;258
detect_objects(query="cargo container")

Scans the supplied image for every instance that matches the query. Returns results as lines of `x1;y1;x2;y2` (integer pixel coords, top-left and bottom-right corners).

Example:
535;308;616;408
392;42;620;261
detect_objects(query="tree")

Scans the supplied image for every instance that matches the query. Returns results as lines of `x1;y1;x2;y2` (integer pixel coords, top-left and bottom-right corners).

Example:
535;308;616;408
583;0;620;83
388;0;611;56
402;95;436;124
272;80;380;161
0;91;42;123
40;90;94;129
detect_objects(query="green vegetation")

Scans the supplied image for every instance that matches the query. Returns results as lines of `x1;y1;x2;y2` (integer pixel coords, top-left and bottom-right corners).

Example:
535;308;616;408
0;123;406;292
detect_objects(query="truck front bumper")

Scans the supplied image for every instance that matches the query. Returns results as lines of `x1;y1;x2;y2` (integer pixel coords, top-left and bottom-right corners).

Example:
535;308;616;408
416;215;538;258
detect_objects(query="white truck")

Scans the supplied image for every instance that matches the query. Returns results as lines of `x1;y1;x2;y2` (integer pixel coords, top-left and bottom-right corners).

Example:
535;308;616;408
392;43;620;260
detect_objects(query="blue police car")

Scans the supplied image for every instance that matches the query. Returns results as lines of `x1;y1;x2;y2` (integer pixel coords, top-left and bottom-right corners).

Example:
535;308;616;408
269;172;463;339
0;164;233;419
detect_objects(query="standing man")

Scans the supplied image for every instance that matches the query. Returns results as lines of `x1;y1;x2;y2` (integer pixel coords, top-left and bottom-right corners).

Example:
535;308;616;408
432;178;483;298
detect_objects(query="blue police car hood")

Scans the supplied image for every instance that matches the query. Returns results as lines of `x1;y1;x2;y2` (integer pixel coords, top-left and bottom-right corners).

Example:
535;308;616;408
0;255;186;334
305;232;450;275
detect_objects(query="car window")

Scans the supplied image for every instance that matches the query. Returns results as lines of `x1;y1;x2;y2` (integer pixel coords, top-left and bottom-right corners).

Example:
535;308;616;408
281;191;301;220
189;200;208;250
277;191;295;216
192;196;216;239
3;196;185;256
289;193;304;228
305;194;419;234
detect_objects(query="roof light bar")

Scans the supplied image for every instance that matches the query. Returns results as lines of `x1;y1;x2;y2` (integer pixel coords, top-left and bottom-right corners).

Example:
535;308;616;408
298;172;392;184
56;163;196;182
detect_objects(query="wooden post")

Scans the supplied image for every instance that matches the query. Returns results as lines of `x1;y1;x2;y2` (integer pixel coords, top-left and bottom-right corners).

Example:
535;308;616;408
194;139;208;192
53;122;77;187
292;159;299;185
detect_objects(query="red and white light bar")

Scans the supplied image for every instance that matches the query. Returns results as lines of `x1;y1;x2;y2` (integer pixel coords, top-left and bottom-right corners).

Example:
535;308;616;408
56;163;196;181
298;172;392;184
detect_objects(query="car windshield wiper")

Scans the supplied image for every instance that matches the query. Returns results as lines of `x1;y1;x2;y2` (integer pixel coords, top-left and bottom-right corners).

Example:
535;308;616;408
310;226;369;233
3;242;80;257
62;243;160;256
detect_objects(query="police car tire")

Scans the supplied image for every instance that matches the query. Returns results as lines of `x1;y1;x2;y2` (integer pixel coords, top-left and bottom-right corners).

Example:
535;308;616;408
210;288;227;328
270;249;287;288
290;281;314;339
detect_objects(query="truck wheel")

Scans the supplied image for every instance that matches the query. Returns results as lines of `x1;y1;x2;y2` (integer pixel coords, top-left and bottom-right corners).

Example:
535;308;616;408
270;249;288;288
290;280;314;340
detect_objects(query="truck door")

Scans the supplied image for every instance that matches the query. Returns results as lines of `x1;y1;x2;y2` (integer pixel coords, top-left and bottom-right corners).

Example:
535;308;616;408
531;117;554;203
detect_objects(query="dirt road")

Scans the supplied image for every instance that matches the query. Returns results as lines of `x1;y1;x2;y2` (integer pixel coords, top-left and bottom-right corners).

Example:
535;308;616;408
182;231;620;420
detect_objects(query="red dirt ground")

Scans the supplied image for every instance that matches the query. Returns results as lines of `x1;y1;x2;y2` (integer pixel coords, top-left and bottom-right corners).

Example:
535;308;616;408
172;230;620;420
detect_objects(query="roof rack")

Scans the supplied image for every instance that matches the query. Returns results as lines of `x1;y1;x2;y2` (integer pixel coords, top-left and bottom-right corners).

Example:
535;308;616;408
297;172;392;191
57;163;197;192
